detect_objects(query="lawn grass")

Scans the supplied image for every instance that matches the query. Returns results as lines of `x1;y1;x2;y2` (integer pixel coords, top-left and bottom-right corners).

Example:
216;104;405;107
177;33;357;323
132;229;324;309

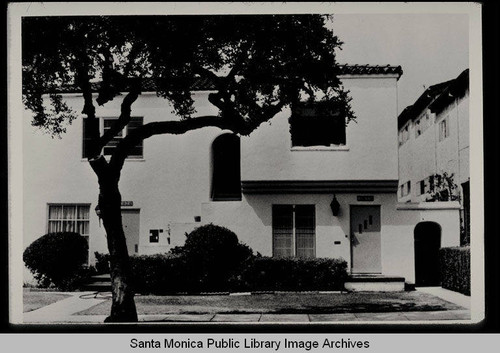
23;289;72;312
76;291;463;316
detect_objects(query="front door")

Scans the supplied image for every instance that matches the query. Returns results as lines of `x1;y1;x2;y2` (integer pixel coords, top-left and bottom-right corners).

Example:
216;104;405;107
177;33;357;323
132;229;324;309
350;205;381;274
122;209;140;256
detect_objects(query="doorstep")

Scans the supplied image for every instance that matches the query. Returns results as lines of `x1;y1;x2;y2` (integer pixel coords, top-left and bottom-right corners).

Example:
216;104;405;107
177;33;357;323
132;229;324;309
344;274;406;292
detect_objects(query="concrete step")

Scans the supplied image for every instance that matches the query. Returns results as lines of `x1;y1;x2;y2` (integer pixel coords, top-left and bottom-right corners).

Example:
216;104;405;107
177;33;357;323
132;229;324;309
91;274;111;280
80;274;111;292
345;274;406;292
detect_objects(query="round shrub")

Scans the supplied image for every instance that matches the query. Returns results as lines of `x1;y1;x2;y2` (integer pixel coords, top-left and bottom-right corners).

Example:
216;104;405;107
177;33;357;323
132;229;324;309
23;232;89;290
173;224;254;291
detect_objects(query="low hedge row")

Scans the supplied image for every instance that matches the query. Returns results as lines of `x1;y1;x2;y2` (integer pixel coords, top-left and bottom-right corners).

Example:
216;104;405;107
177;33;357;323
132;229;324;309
233;257;348;292
94;253;348;294
439;246;470;295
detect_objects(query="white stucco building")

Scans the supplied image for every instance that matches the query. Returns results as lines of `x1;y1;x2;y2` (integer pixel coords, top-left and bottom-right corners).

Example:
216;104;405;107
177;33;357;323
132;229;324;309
23;64;462;288
398;69;470;243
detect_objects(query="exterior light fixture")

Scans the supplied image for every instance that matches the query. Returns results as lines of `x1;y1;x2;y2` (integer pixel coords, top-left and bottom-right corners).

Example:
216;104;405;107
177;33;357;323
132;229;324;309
94;204;101;217
330;195;340;216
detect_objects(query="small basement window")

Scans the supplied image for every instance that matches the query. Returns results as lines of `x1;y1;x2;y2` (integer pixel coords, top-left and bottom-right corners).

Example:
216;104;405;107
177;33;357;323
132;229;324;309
290;102;346;147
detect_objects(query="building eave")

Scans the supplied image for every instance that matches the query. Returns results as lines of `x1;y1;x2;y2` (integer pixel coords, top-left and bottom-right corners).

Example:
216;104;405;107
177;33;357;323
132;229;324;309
241;180;399;194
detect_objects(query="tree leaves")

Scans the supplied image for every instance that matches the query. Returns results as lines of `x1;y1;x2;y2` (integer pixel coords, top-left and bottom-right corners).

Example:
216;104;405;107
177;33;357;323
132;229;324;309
22;15;354;137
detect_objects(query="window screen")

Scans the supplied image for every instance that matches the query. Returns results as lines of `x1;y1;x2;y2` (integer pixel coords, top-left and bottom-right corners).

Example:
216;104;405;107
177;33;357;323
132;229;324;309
48;204;90;263
272;205;315;258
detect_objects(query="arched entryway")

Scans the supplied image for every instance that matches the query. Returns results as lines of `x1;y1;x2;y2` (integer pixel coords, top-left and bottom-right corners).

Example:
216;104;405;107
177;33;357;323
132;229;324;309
211;133;241;201
414;221;441;286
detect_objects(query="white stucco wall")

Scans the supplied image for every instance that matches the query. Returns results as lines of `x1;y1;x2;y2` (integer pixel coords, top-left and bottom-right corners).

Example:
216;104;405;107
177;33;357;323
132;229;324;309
398;92;469;203
23;92;222;265
25;73;453;285
200;194;461;284
242;76;399;181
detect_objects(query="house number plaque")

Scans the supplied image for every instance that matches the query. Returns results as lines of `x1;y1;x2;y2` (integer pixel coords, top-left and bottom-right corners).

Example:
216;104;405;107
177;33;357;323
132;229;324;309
357;195;374;201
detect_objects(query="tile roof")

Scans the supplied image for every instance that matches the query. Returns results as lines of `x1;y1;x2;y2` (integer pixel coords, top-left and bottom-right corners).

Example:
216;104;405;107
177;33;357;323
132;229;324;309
398;69;469;129
54;64;403;94
338;64;403;77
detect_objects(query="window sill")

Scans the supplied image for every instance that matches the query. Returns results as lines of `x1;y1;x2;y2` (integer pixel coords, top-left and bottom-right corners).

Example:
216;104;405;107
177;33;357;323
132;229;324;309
81;158;146;162
211;198;243;202
291;146;349;152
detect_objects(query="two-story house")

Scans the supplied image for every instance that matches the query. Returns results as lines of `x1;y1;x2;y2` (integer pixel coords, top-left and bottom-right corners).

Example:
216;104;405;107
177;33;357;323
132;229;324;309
23;64;462;288
398;69;469;244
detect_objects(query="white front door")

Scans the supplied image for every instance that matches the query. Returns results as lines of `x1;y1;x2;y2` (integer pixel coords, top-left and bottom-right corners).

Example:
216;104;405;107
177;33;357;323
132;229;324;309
350;205;381;274
122;209;140;255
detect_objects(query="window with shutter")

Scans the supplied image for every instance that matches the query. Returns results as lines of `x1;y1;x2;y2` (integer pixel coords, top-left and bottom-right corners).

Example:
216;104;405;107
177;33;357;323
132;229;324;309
82;117;143;159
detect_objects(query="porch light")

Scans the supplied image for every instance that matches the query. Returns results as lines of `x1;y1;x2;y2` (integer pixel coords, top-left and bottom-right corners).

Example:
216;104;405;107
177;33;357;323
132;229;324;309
330;195;340;216
94;205;101;217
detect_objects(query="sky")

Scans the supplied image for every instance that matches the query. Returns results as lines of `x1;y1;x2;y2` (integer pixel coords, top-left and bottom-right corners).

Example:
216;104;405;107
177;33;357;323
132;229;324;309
330;14;469;114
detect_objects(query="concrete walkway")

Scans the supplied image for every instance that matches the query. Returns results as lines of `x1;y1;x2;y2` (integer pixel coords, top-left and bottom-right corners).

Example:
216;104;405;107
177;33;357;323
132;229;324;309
24;291;110;323
416;286;471;309
23;288;471;324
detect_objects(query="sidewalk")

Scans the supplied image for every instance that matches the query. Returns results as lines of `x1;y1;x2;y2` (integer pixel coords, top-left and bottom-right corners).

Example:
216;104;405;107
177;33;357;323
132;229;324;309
23;288;471;324
416;286;471;310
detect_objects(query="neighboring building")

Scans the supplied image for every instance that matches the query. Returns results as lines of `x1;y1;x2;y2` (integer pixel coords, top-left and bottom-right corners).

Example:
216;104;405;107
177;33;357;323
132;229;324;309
398;69;470;243
23;64;462;287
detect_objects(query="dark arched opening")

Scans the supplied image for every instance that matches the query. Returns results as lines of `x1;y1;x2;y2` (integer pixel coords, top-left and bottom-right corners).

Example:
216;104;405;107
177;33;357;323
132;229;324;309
414;221;442;286
211;133;241;201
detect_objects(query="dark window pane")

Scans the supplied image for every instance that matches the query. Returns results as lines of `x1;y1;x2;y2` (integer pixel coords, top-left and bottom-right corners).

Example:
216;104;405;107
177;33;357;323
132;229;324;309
290;103;346;147
82;118;99;158
99;117;143;158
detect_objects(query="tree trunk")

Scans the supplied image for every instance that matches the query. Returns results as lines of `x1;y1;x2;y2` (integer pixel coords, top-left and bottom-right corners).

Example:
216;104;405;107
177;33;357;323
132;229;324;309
98;179;138;323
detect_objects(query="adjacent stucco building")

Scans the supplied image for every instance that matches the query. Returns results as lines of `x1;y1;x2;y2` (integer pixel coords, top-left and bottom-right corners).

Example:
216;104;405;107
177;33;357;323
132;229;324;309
398;69;470;243
23;64;462;287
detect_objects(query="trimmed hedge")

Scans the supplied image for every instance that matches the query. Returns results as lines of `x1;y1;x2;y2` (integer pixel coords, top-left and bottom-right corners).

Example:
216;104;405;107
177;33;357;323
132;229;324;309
23;232;90;290
94;224;348;294
232;257;348;292
439;246;470;295
95;252;348;294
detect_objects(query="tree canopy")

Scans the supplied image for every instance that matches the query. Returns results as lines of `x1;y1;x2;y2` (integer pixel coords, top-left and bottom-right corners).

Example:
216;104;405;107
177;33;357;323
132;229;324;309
23;15;354;140
21;14;354;322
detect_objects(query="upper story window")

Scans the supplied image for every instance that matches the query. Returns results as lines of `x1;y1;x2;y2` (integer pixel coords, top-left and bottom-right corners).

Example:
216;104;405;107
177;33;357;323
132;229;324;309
417;176;436;196
290;103;346;148
82;117;144;159
415;119;422;137
417;179;426;196
211;133;241;201
438;116;450;142
400;181;411;197
415;111;433;138
399;123;410;146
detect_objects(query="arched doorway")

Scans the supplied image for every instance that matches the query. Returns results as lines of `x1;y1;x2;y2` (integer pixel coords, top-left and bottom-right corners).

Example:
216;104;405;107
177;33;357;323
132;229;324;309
414;222;441;286
211;133;241;201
